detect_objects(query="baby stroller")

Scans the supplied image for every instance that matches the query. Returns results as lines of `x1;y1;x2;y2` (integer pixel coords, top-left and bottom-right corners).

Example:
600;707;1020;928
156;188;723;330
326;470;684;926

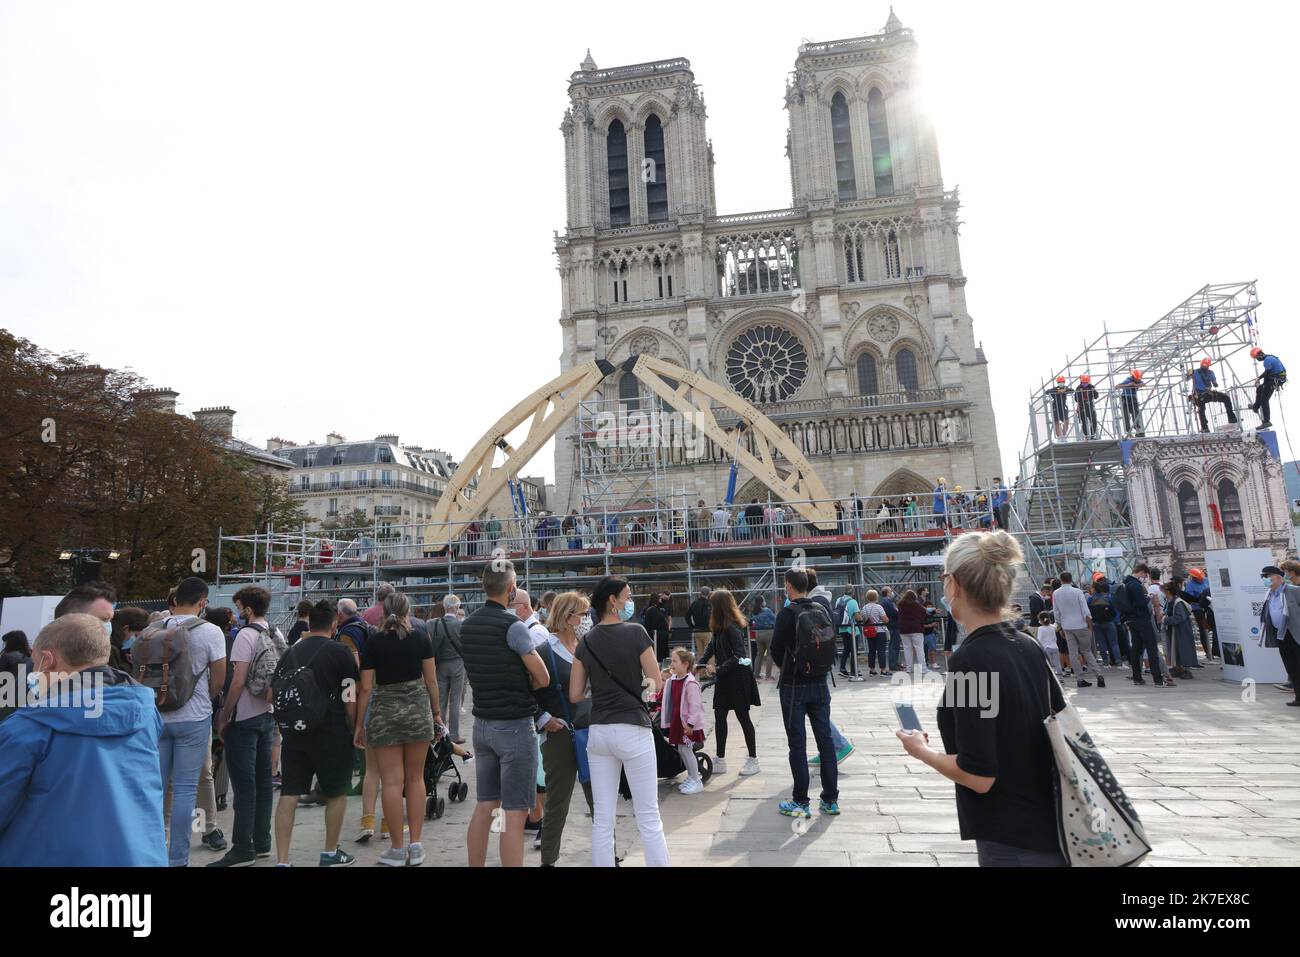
619;699;713;799
424;733;468;820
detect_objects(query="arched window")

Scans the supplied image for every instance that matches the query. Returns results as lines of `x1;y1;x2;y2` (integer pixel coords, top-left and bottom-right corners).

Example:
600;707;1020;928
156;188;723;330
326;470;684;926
883;229;902;279
856;353;878;396
1178;481;1206;552
618;372;641;411
830;92;856;202
1217;478;1248;548
895;348;919;393
607;120;630;227
867;88;894;196
644;114;668;223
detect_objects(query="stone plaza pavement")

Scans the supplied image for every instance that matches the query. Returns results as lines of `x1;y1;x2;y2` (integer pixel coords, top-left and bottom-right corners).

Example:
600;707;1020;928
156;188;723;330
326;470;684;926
190;660;1300;867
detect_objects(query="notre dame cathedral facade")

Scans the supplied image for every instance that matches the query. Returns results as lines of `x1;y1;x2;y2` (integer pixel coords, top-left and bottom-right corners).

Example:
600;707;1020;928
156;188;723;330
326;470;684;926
553;11;1004;514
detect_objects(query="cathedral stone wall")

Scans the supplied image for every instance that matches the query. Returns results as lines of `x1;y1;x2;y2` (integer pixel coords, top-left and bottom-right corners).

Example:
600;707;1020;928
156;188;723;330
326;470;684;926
554;16;1005;513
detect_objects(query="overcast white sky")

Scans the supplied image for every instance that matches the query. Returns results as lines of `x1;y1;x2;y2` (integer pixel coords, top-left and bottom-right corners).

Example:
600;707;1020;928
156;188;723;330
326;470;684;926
3;0;1298;487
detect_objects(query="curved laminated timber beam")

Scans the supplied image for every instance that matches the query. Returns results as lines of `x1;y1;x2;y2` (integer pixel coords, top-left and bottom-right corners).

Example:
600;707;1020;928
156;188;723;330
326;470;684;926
426;353;837;552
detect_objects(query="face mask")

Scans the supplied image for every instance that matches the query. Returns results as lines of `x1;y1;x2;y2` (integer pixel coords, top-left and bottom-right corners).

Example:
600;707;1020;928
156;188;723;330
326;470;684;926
505;607;518;618
103;620;113;639
576;616;593;638
123;635;136;652
618;599;635;621
939;596;953;616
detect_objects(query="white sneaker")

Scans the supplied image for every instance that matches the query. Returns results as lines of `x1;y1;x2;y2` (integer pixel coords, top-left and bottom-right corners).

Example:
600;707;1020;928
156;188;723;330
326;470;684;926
740;757;760;776
407;843;425;866
713;757;727;774
679;779;704;795
378;846;408;867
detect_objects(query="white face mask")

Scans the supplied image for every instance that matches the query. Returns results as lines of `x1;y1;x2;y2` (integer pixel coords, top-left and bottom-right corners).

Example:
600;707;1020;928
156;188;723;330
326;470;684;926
576;616;593;638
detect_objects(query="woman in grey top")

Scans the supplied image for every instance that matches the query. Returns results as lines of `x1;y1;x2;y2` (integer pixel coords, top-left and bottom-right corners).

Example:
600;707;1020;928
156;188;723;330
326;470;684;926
570;577;669;868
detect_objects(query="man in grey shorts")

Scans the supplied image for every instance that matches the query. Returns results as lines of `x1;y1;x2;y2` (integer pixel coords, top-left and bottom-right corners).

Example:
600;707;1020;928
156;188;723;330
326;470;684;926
459;559;550;867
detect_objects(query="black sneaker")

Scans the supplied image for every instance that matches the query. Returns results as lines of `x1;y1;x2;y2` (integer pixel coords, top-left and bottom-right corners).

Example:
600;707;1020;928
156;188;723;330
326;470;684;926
1132;677;1146;685
206;848;256;868
1097;676;1106;688
1076;679;1092;688
201;828;227;851
216;795;227;812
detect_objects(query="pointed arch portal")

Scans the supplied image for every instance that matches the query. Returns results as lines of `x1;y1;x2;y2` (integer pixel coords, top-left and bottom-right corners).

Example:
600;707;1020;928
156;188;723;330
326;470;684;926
427;355;837;550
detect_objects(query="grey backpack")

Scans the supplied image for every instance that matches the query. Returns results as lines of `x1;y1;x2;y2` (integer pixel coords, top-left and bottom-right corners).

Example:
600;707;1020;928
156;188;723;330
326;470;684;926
244;623;287;698
135;617;209;712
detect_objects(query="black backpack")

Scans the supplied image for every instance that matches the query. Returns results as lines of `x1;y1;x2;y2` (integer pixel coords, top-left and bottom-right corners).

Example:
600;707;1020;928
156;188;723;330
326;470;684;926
271;641;331;735
791;601;837;679
1088;596;1116;625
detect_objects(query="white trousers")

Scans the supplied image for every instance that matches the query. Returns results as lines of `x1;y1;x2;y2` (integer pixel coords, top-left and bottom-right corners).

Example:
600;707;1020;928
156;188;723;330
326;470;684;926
901;633;926;672
587;723;671;868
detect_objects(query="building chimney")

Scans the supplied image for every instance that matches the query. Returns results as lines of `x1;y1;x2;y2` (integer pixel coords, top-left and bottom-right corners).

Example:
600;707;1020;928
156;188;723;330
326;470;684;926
134;387;179;415
266;436;297;452
60;364;109;392
326;432;345;446
193;406;236;438
375;433;399;446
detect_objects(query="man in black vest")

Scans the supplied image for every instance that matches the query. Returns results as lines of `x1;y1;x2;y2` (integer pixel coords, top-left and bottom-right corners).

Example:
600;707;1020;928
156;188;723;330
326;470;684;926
461;559;550;867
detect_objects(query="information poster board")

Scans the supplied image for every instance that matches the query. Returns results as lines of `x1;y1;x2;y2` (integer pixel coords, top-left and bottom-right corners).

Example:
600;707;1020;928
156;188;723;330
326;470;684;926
0;596;63;649
1203;547;1287;684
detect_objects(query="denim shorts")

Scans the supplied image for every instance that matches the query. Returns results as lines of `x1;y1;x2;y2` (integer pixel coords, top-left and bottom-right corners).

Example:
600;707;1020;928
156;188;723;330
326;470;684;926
472;717;539;811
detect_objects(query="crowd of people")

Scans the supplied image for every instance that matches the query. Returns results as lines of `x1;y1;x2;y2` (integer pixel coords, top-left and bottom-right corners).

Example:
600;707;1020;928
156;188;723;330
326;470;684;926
3;539;1297;870
1019;563;1230;689
451;479;1018;559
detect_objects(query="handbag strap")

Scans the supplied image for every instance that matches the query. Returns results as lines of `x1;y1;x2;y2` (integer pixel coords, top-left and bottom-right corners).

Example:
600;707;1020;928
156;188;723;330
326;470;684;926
543;640;574;724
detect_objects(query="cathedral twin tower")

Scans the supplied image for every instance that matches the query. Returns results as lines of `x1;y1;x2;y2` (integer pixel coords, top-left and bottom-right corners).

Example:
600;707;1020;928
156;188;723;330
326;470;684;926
553;11;1003;513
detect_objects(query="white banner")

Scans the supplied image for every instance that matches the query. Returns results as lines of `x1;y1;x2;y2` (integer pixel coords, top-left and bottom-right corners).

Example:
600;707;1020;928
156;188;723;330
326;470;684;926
1204;547;1288;684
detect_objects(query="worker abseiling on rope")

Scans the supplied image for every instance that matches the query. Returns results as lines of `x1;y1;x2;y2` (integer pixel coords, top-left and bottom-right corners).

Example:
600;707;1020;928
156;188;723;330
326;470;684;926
1046;375;1072;439
1189;358;1238;433
932;477;948;529
1075;374;1099;439
1249;347;1286;429
1119;370;1145;437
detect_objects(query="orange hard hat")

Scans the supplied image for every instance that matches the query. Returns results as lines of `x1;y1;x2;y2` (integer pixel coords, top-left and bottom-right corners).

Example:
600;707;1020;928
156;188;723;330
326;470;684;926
1056;376;1066;383
1189;567;1205;580
1200;358;1212;367
1132;369;1143;380
1080;374;1091;385
1251;347;1264;359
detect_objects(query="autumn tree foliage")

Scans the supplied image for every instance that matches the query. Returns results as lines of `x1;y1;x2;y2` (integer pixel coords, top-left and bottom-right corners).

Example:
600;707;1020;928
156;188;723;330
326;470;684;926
0;329;303;598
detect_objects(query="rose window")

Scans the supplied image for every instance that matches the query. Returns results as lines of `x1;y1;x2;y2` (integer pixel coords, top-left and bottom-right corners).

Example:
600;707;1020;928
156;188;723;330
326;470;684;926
725;324;808;403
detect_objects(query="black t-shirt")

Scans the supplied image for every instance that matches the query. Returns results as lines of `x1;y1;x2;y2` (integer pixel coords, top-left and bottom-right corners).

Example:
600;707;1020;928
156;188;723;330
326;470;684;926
286;620;309;647
643;606;670;636
360;627;434;686
274;635;359;745
575;622;653;729
936;622;1067;853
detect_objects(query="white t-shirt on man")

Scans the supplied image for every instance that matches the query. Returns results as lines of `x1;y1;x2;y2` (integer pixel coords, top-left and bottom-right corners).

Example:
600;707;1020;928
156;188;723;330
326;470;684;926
159;615;227;724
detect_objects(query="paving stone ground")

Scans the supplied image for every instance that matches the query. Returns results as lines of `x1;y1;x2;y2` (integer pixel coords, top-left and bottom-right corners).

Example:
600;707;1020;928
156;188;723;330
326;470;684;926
189;658;1300;867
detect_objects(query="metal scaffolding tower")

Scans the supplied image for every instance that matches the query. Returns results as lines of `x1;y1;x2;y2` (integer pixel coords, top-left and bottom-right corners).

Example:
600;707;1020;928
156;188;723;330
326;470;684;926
1015;281;1267;583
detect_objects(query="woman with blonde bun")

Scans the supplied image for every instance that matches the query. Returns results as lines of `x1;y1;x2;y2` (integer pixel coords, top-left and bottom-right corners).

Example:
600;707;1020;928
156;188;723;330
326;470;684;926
896;530;1068;866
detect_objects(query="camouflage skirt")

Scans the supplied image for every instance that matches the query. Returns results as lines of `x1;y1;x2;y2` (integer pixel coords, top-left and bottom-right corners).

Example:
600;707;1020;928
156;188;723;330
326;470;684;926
368;678;436;747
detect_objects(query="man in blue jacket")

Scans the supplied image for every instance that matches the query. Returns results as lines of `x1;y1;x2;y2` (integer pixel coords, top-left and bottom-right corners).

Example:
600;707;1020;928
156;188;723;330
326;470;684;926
1249;347;1286;429
1189;358;1238;432
0;614;165;866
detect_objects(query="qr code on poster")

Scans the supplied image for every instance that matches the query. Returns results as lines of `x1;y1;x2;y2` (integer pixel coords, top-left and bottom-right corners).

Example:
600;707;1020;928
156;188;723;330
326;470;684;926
1251;601;1265;617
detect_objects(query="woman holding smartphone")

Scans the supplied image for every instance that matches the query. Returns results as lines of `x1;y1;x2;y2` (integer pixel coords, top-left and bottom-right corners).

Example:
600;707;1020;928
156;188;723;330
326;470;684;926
896;531;1067;866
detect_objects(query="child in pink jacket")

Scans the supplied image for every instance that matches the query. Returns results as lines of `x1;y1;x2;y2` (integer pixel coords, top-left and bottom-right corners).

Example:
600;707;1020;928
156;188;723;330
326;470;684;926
661;647;707;794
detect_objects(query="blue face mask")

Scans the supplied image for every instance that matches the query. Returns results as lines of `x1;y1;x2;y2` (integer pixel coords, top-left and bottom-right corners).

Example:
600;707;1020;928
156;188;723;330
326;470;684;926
123;634;136;651
939;595;953;616
618;599;636;621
